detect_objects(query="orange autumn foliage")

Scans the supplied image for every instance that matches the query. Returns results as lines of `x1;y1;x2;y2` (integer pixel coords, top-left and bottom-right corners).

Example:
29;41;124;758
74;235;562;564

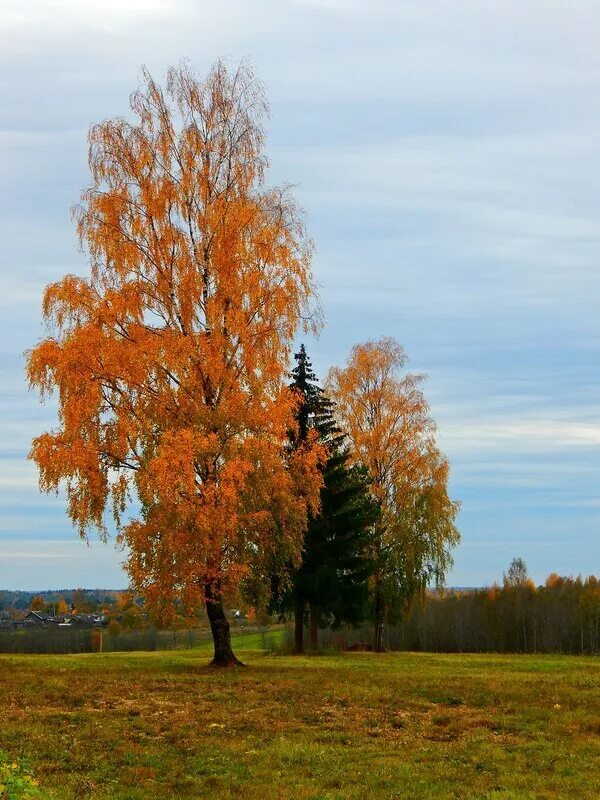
31;596;45;612
545;572;563;589
57;598;69;615
27;61;323;618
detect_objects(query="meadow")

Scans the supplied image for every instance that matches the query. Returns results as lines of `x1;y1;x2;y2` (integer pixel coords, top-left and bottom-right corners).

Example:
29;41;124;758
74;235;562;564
1;636;599;799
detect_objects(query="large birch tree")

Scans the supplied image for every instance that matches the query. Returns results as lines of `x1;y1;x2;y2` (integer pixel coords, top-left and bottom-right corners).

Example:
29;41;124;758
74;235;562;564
27;61;322;666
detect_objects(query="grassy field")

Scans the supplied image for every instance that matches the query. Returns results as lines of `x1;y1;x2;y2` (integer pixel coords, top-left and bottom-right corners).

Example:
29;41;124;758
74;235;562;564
1;636;600;799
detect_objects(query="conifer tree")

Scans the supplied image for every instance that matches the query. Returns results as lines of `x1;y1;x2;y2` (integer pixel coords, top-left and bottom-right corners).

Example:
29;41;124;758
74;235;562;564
278;345;377;652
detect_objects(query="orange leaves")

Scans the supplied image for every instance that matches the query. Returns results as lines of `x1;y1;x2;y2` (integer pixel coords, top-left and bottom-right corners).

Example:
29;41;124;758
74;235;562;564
288;430;327;519
26;339;61;398
545;572;563;589
41;275;95;331
142;428;206;503
57;598;69;615
27;61;320;616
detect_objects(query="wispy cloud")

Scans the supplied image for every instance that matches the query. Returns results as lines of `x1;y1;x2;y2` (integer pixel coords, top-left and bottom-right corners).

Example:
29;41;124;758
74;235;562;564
441;418;600;453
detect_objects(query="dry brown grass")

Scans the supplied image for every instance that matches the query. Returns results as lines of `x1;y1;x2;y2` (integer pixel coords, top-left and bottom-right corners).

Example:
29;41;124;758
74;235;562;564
1;647;600;798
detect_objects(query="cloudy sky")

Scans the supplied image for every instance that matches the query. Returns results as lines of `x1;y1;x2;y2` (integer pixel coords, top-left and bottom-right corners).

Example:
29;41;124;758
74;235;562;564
1;0;599;590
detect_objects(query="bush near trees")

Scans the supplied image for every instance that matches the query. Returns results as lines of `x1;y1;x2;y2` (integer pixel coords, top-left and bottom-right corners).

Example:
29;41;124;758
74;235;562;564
0;751;43;799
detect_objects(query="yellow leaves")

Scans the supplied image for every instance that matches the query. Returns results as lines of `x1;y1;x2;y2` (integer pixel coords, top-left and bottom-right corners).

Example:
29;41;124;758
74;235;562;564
115;591;133;611
327;337;460;592
327;337;433;515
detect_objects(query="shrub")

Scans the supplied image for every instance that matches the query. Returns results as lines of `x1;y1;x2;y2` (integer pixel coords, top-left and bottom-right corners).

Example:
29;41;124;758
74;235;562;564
0;752;45;799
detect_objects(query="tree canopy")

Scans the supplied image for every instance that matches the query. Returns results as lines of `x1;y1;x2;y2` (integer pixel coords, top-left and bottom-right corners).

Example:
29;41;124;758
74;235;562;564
26;61;322;664
327;337;460;650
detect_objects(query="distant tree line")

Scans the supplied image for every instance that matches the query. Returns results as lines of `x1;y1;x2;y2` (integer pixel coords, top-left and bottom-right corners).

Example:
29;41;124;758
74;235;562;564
0;589;121;614
406;567;600;655
311;559;600;656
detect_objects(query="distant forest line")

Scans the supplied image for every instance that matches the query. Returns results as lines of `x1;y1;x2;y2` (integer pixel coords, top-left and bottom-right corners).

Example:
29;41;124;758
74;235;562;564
2;561;600;656
317;571;600;656
0;588;124;611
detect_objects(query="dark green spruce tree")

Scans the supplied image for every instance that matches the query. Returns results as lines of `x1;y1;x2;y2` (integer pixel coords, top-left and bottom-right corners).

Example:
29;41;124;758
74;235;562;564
275;345;378;653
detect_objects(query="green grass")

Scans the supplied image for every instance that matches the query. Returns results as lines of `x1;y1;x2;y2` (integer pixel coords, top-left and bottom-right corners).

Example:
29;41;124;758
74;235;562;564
1;642;599;799
193;629;286;653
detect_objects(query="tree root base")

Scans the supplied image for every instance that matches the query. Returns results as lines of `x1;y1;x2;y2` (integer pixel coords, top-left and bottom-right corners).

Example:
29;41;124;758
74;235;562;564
209;655;246;668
